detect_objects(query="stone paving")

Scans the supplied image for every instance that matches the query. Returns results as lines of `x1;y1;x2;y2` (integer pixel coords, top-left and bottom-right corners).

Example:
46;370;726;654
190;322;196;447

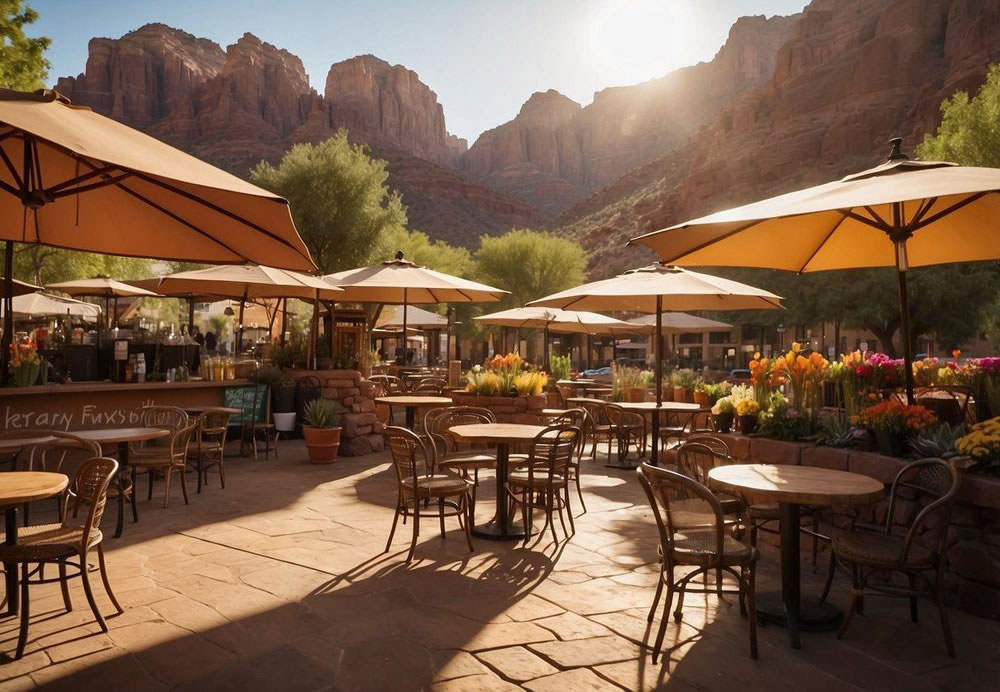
1;439;997;690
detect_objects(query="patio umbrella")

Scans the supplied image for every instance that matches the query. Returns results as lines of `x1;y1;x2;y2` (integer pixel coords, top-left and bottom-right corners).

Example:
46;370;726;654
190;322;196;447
629;312;733;365
3;291;102;319
45;277;158;328
529;263;782;462
324;251;507;365
0;87;313;377
475;306;636;369
152;265;342;357
1;278;41;297
629;138;1000;402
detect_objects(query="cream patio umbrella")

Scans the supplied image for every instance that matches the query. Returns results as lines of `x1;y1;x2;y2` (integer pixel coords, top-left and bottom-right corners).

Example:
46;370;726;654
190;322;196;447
529;262;782;461
46;277;159;328
629;139;1000;402
1;278;41;297
475;306;636;369
4;291;102;320
323;251;507;364
627;312;733;369
0;87;313;377
152;265;343;357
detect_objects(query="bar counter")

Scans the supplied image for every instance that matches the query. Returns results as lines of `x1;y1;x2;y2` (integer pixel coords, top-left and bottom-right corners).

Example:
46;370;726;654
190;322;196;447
1;379;250;431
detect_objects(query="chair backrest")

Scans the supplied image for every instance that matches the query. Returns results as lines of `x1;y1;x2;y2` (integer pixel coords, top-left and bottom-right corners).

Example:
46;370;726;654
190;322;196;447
522;424;579;483
412;380;445;395
887;458;961;562
141;405;189;431
676;441;734;489
68;457;119;551
425;406;495;460
375;375;406;394
604;403;633;427
168;423;198;464
384;426;432;490
637;463;724;559
685;435;731;456
31;431;102;475
550;408;588;461
197;409;232;450
914;386;972;426
579;400;608;426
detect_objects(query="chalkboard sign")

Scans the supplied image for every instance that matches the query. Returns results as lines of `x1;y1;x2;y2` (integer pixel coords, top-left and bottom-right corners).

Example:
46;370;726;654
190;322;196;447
224;384;268;424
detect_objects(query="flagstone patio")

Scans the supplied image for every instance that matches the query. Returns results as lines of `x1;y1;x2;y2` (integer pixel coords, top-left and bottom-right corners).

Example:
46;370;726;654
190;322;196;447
1;441;996;691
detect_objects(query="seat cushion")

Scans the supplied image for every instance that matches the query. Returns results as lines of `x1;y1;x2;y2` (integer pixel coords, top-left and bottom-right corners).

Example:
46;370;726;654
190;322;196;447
0;524;99;561
402;474;470;497
833;531;934;569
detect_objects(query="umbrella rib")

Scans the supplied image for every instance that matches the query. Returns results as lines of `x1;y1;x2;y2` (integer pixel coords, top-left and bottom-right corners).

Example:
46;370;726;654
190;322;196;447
909;197;938;227
842;209;890;232
45;164;121;195
49;172;134;199
796;212;849;273
0;144;23;189
0;177;20;198
911;191;989;231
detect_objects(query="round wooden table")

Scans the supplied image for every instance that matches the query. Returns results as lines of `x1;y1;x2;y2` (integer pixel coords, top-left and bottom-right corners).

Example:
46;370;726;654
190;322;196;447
0;472;69;617
0;435;57;454
71;427;171;538
375;395;453;430
182;405;242;416
607;401;704;469
449;423;546;540
708;464;885;649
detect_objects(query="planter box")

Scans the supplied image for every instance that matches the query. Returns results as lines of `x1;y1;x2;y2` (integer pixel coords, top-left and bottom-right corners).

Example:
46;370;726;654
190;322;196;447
847;450;908;484
451;391;547;422
801;446;850;471
749;438;810;466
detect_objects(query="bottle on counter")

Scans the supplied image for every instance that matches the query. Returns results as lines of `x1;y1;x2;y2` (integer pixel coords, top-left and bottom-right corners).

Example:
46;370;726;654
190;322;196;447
136;354;146;383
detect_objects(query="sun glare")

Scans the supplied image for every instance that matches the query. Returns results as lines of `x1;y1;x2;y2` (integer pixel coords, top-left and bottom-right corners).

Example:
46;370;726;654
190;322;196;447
588;0;699;84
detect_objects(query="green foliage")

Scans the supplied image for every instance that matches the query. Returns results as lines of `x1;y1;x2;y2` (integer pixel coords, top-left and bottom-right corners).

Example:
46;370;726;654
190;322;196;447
381;226;474;279
812;413;861;448
208;315;230;340
548;354;571;381
475;229;586;310
14;245;153;285
909;423;962;459
249;365;285;387
916;64;1000;167
0;1;49;91
670;368;697;388
303;398;341;429
251;131;408;274
757;394;810;441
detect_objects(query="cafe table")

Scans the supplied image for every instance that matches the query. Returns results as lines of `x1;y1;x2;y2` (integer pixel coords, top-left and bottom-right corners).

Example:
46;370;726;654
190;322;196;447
182;405;242;417
0;471;69;616
375;395;453;430
69;427;170;538
708;463;884;649
607;400;704;469
449;423;545;540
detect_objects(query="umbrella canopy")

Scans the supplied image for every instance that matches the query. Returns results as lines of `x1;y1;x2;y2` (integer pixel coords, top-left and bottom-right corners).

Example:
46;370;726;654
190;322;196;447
627;138;996;400
4;291;102;319
45;277;159;298
529;262;781;462
628;312;733;333
475;306;635;334
376;304;448;330
1;278;41;298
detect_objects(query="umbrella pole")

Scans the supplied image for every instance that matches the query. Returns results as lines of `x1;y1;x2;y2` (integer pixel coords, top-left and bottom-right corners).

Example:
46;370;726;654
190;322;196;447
330;302;337;357
612;336;618;367
1;241;13;382
401;288;408;367
188;297;195;333
652;296;663;467
280;298;287;346
309;289;319;369
586;334;592;371
894;234;916;404
236;289;247;355
544;326;550;372
113;297;119;329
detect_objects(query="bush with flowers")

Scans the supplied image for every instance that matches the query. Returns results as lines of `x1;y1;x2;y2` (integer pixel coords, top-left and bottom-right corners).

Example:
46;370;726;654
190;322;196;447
956;417;1000;475
9;340;44;387
757;391;811;441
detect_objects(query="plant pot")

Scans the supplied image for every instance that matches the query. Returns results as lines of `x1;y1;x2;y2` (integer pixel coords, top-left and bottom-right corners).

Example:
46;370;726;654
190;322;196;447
626;387;646;403
694;390;710;407
713;412;733;433
273;412;296;432
874;428;906;458
303;426;342;463
271;382;297;413
673;386;690;403
661;385;674;402
738;414;758;435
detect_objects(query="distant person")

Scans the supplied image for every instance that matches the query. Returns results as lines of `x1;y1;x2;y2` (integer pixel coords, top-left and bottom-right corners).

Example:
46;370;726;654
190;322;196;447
205;330;217;352
193;326;205;347
406;348;415;365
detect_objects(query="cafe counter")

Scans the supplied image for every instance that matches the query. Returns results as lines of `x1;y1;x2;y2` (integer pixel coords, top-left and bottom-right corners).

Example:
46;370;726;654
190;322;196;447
1;379;251;431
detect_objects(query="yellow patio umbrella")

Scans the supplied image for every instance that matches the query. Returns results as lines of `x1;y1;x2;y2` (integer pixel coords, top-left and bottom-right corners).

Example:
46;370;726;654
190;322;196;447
324;251;507;364
0;87;314;377
46;276;159;328
529;263;782;461
629;138;1000;401
152;265;342;357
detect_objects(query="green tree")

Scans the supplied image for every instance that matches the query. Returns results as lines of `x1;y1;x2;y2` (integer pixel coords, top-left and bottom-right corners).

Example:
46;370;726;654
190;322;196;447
250;131;408;274
0;1;49;91
14;245;152;285
916;63;1000;166
380;226;474;279
475;229;586;309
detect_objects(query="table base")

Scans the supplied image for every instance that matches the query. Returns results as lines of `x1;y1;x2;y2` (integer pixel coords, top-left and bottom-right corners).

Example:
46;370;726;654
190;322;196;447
472;520;526;540
756;592;843;631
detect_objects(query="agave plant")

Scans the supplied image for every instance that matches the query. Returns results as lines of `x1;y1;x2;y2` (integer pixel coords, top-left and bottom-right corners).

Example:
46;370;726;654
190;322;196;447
910;423;963;459
303;398;341;429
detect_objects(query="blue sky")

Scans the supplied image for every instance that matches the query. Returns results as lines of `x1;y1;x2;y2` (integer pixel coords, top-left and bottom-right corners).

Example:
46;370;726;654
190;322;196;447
32;0;806;144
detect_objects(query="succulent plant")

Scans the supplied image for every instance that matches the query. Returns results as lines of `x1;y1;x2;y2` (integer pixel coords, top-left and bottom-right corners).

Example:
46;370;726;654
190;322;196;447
303;398;341;428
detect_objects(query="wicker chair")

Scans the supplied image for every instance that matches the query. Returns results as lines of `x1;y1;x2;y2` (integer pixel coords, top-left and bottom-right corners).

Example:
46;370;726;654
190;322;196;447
547;408;589;513
637;463;759;662
0;457;122;660
371;374;406;394
18;431;102;523
578;400;613;461
412;377;447;395
605;403;647;463
506;424;580;545
832;457;960;657
658;409;703;448
190;408;232;492
684;434;731;456
424;406;497;517
383;426;474;562
129;423;198;508
130;405;188;457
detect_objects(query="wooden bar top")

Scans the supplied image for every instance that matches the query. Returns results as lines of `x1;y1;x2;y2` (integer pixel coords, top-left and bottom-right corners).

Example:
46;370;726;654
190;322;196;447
1;379;250;397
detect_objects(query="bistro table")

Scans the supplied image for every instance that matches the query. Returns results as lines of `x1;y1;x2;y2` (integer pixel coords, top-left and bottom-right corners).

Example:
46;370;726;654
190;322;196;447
375;395;453;430
70;427;171;538
182;405;242;416
708;464;884;649
0;472;69;616
607;401;704;470
449;423;545;540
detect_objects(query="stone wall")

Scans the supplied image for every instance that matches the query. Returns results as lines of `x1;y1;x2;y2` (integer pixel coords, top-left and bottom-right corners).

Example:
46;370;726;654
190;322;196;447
661;435;1000;619
450;392;547;424
288;369;384;457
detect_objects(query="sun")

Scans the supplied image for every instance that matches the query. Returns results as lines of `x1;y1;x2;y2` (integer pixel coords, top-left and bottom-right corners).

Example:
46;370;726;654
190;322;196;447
588;0;700;84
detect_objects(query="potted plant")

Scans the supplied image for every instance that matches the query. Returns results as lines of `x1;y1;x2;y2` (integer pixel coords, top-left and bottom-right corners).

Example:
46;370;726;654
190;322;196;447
9;340;43;387
711;396;735;433
612;363;649;402
860;400;937;457
693;378;710;407
736;398;760;435
302;398;343;463
672;368;696;403
661;373;674;402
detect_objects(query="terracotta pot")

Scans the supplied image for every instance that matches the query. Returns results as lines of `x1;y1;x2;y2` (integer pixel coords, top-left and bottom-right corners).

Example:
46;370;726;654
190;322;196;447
661;385;674;402
673;386;690;403
303;426;342;463
626;388;646;403
693;390;710;407
738;414;758;435
713;412;733;434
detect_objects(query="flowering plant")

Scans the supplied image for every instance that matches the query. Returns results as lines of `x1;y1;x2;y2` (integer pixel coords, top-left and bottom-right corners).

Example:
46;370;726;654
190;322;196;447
859;400;937;434
758;392;810;441
735;399;760;417
9;340;43;387
466;352;544;396
513;372;547;396
956;417;1000;475
773;342;829;411
612;362;650;400
749;352;779;405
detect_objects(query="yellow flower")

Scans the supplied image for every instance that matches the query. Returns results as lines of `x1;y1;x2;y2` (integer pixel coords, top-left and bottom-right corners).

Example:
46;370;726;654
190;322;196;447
792;342;802;353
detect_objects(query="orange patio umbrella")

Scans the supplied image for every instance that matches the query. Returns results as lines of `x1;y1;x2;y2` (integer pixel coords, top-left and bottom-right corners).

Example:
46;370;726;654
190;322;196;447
628;138;1000;401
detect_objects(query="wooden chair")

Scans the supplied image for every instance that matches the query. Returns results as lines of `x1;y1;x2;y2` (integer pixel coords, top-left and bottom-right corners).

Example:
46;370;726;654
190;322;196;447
243;384;278;461
658;409;702;448
190;408;232;492
424;406;496;517
605;403;647;463
131;405;188;457
0;457;123;660
914;386;973;427
684;434;731;457
506;424;580;545
129;423;198;508
18;431;101;523
831;458;960;657
547;408;589;513
637;463;759;661
412;377;447;395
383;426;474;562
